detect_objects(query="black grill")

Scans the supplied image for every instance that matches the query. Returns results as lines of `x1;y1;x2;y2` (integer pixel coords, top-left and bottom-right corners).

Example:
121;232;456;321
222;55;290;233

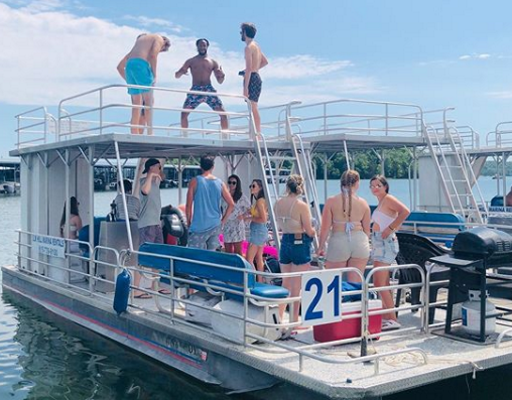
451;227;512;266
430;227;512;342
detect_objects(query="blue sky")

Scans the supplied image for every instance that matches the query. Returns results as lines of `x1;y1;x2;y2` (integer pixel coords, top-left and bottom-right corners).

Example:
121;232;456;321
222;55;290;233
1;0;512;157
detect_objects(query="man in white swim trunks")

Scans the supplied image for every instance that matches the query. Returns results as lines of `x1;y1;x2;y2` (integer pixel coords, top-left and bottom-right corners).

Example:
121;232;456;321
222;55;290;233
117;33;171;135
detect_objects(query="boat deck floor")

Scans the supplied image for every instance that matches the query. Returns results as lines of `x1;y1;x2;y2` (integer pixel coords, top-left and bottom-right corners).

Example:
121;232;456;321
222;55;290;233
7;269;512;398
79;279;512;397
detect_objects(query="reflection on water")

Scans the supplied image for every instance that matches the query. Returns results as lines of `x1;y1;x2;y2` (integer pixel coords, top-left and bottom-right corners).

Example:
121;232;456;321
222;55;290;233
2;291;232;400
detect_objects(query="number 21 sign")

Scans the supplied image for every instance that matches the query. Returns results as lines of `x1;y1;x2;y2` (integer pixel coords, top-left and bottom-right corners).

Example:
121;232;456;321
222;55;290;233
301;269;343;326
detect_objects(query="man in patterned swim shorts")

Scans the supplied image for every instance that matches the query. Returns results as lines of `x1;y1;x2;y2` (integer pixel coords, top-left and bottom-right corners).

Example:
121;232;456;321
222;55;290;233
175;38;228;130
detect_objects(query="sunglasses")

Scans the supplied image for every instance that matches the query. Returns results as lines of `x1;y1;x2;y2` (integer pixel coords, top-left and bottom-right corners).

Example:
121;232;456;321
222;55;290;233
250;184;258;189
228;181;237;185
370;184;383;189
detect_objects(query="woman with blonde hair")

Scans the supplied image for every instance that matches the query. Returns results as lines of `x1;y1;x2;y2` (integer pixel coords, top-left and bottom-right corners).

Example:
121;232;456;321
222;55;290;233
318;170;370;282
370;174;410;331
274;174;316;324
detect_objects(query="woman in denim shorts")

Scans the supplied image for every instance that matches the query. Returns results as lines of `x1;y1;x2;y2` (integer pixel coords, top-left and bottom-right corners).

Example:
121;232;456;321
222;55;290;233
246;179;268;281
274;175;316;325
370;175;410;331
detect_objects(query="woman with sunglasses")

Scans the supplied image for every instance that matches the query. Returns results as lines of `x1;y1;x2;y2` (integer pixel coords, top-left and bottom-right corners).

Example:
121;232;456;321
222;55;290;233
223;174;250;255
318;170;371;282
246;179;268;281
370;175;410;331
274;174;316;324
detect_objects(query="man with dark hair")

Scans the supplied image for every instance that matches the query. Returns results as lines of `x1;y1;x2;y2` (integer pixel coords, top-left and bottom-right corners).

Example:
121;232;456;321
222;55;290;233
175;38;228;130
186;156;234;249
117;34;171;135
240;22;268;134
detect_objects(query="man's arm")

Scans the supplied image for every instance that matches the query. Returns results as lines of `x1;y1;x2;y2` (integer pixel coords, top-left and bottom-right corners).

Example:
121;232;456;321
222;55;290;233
185;177;197;226
117;54;129;81
220;182;235;224
141;174;159;196
259;52;269;69
175;59;191;79
243;47;253;97
147;36;163;83
213;60;225;84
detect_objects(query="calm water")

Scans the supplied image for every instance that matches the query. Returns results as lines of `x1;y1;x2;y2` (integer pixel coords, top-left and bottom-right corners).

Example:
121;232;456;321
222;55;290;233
0;178;511;399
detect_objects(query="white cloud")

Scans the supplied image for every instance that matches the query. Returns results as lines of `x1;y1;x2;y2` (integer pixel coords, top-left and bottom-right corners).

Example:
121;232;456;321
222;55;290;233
0;2;379;111
122;15;186;33
487;90;512;99
459;53;491;61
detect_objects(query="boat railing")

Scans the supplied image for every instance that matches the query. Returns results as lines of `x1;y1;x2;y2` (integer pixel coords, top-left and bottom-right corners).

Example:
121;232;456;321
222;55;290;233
488;121;512;148
14;228;432;374
55;84;254;141
123;249;429;375
15;107;57;149
402;218;512;247
286;98;425;138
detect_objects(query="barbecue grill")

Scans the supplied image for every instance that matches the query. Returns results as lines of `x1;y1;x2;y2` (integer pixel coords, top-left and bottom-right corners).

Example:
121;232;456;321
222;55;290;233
430;227;512;342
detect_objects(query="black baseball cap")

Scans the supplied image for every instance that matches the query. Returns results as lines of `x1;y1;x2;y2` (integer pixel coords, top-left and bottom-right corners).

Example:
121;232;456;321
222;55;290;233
143;158;160;174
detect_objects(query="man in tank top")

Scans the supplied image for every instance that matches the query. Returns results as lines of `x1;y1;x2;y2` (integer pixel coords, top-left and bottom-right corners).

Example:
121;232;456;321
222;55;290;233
186;155;234;250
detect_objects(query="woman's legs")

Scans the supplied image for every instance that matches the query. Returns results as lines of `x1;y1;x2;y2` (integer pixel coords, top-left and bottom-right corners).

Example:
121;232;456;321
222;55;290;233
279;263;311;322
246;243;263;282
254;245;265;282
279;263;292;320
346;257;368;283
233;241;243;256
373;261;397;321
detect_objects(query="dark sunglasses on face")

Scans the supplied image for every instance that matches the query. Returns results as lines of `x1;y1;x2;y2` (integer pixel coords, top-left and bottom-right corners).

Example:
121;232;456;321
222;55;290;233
228;181;237;185
250;184;258;189
370;184;383;189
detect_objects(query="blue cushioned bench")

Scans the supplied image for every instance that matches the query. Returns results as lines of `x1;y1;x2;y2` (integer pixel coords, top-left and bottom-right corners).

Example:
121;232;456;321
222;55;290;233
138;243;289;300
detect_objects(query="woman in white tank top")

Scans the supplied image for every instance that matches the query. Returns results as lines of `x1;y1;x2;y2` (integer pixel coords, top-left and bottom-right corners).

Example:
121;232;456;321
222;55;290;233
370;175;410;331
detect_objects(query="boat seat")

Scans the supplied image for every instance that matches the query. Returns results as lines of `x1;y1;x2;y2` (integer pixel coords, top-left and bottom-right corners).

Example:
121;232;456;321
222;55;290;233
138;243;289;300
395;232;451;324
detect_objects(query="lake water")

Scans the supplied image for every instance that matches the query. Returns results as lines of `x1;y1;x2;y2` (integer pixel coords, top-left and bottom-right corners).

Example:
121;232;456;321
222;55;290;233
1;177;511;399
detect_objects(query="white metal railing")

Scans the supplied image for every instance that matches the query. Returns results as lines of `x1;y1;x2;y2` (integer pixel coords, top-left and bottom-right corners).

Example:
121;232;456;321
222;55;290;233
15;107;57;149
288;98;425;138
14;228;433;376
487;121;512;148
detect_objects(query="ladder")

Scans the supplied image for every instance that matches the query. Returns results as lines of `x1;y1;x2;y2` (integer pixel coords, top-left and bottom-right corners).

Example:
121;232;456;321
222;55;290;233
252;132;286;251
287;118;322;249
423;125;486;223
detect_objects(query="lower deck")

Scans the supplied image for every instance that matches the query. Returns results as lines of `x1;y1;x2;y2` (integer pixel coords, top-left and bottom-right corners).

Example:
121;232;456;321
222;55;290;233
4;263;512;399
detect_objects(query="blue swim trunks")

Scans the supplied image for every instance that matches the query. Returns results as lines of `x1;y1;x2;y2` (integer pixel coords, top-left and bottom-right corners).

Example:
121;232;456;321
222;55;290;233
126;58;154;95
183;84;224;111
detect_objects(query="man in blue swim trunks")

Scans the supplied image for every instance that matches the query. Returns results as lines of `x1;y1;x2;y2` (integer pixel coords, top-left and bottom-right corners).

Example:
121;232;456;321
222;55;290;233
240;23;268;134
117;33;171;135
175;38;228;130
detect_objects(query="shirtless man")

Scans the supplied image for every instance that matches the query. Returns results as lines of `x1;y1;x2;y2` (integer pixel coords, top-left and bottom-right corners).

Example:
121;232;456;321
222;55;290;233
240;22;268;134
117;34;171;135
175;38;228;130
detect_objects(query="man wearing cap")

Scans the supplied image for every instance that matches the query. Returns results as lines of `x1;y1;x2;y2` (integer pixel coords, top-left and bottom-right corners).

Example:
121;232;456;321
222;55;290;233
134;158;163;298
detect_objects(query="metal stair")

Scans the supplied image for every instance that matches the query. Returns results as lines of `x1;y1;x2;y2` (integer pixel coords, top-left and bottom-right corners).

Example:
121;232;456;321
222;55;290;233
287;118;322;249
423;125;487;223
